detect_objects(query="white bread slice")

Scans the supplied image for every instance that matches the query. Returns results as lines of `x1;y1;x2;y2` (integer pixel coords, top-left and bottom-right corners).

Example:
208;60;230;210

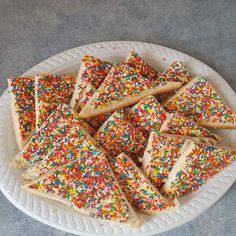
127;95;168;137
162;140;195;195
70;55;112;111
159;61;192;84
35;74;76;129
162;77;236;129
7;77;36;150
142;132;192;188
162;140;234;198
79;64;182;118
93;110;147;161
22;122;99;180
126;51;160;78
157;61;192;103
126;51;185;104
159;113;222;145
23;148;143;228
11;103;94;169
110;153;178;215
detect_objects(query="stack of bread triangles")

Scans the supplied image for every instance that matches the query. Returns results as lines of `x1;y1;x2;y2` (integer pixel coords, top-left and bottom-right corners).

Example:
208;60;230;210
9;51;236;228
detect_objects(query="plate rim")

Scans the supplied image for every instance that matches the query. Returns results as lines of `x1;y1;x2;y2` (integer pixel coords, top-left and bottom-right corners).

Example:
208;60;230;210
0;40;235;236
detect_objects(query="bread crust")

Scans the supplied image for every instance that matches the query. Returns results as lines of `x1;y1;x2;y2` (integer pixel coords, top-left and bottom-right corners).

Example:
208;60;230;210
80;82;182;118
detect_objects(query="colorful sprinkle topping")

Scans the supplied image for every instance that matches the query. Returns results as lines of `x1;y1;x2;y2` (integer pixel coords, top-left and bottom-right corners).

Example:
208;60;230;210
157;61;191;103
81;55;112;88
16;104;94;167
142;132;186;188
28;147;130;223
36;74;76;128
164;142;234;198
127;95;167;137
110;153;176;212
8;77;35;142
159;61;191;83
159;113;220;142
71;55;112;110
86;63;167;110
94;110;147;161
163;77;236;125
23;124;95;179
126;51;160;79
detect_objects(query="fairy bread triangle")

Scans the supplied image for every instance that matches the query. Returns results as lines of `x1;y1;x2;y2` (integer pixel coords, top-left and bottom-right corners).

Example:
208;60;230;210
127;95;168;137
23;145;142;227
11;103;94;169
79;63;182;118
159;113;221;145
22;122;97;180
70;55;112;111
8;77;36;150
142;132;190;188
162;141;234;198
157;61;192;103
126;51;160;79
94;110;147;162
110;153;178;215
35;74;76;129
163;77;236;128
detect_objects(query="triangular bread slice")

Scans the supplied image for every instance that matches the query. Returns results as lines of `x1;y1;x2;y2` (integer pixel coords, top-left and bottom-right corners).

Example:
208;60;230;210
22;122;97;180
157;61;192;103
35;74;76;129
162;141;234;198
159;61;191;84
94;110;147;161
126;52;190;102
110;153;178;215
79;63;182;118
8;77;36;150
142;132;190;188
162;77;236;129
70;55;112;111
127;95;168;137
69;55;112;129
159;113;221;145
11;103;94;169
126;51;160;78
23;149;143;227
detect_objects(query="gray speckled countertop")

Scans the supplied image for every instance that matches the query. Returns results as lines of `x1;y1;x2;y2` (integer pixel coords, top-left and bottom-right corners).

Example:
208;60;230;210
0;0;235;235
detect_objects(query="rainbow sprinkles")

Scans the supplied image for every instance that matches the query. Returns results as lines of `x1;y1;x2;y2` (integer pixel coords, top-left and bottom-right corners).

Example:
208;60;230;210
8;77;36;150
6;48;236;229
79;63;182;118
163;77;236;128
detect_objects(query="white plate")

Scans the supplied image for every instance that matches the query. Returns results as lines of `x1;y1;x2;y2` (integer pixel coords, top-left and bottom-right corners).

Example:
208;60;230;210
0;41;235;236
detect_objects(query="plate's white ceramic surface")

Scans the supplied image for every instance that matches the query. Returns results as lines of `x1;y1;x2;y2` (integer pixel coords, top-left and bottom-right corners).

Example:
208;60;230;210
0;41;236;236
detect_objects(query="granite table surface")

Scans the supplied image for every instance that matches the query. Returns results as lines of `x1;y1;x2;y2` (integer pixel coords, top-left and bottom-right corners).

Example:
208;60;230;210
0;0;235;235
